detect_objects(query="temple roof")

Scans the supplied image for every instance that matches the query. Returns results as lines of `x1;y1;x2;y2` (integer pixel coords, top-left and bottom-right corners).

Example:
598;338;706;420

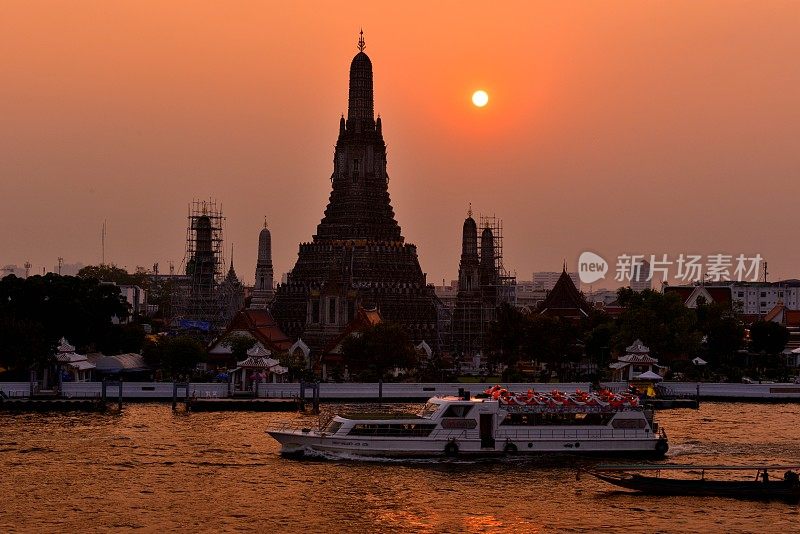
625;339;650;354
214;309;292;353
538;269;591;318
322;305;383;358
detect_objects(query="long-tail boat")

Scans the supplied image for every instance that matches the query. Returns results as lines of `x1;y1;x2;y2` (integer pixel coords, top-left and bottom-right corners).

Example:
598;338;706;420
584;464;800;502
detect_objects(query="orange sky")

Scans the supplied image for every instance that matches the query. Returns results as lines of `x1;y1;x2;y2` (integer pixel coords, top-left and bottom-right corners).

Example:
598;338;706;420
2;1;799;286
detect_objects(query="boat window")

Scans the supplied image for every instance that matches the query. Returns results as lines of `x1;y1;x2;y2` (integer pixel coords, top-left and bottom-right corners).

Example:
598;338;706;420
347;423;437;437
324;421;343;434
500;413;615;426
418;402;439;418
610;417;647;429
442;404;473;418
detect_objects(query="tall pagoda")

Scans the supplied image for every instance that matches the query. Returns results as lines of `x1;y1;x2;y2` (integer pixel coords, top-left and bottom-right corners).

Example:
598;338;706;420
272;32;438;356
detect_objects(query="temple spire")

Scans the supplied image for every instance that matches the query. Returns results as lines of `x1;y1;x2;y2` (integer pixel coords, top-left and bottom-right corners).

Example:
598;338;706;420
347;29;374;122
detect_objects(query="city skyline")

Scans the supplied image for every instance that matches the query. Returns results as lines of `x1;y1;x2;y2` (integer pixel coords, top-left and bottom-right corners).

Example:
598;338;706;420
2;2;799;286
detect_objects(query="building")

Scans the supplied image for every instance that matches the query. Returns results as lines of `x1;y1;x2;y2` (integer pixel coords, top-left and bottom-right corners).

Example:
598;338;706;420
54;338;95;383
217;257;245;327
731;280;800;316
451;214;483;356
533;271;580;292
630;259;652;292
585;288;620;307
663;284;733;308
319;305;383;379
537;267;592;320
272;33;438;360
664;280;800;317
170;199;236;333
433;280;458;314
609;339;663;381
514;281;548;310
250;221;274;309
450;212;516;357
207;308;293;368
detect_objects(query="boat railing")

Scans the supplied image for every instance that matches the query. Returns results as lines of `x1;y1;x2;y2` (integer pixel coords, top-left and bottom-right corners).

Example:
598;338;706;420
271;421;327;433
429;429;479;441
496;427;654;440
270;422;480;441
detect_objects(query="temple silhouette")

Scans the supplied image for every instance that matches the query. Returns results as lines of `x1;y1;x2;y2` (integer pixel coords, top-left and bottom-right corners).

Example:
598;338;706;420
272;32;438;367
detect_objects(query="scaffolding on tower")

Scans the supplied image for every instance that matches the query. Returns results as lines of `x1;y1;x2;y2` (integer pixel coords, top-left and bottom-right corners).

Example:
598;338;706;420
171;199;226;332
476;214;517;353
449;213;517;362
479;214;516;308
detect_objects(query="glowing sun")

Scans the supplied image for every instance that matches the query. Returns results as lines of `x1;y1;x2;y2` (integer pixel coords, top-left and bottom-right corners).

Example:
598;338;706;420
472;90;489;107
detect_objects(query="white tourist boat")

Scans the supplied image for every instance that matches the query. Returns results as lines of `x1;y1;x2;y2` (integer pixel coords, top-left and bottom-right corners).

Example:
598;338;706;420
267;386;669;458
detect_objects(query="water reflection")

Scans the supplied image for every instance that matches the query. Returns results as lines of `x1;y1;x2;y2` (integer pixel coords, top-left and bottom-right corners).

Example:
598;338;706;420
1;403;799;532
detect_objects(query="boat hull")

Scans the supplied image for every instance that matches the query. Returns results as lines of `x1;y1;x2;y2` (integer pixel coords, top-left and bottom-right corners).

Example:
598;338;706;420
268;430;666;458
589;472;800;501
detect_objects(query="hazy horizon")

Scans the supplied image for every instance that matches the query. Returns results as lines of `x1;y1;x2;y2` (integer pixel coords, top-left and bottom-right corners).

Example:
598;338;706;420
2;1;799;287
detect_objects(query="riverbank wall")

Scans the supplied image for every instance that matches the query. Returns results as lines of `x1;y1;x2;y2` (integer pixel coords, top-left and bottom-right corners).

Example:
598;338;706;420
2;381;799;402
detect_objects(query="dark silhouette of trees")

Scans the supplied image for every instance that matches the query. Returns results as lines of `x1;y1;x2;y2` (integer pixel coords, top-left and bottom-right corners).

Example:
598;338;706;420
340;322;417;381
223;334;257;362
485;304;528;368
0;316;53;374
749;321;789;355
142;335;206;379
77;264;149;287
0;274;129;370
695;300;744;365
482;287;756;381
613;288;701;363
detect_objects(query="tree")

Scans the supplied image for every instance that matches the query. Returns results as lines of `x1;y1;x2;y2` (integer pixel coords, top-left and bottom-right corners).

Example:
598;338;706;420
0;273;129;353
340;322;417;381
525;315;582;381
278;350;312;381
485;304;528;368
77;264;149;288
584;321;615;369
223;334;257;362
97;324;146;355
0;316;53;375
749;321;789;355
695;301;744;365
142;335;206;379
613;288;701;363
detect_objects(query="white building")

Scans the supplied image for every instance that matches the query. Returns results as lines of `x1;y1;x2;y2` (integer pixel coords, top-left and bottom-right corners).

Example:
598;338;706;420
514;281;548;309
585;288;619;306
630;259;652;292
731;281;800;316
118;285;147;317
609;339;663;381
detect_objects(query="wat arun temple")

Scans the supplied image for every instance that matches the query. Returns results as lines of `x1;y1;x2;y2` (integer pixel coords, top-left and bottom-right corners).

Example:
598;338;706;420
272;33;438;355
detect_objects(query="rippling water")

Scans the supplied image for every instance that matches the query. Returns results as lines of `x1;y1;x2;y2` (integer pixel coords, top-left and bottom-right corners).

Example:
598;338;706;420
2;403;799;533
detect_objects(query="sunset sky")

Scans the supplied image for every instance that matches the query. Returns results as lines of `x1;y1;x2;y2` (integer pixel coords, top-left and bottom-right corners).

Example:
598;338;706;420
2;1;799;287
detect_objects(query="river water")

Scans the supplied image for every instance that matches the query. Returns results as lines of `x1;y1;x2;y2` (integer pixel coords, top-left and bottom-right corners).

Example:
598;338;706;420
1;402;799;533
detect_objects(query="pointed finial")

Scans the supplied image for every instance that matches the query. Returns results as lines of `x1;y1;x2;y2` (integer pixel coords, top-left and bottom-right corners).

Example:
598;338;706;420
229;243;235;270
563;259;567;272
263;216;268;229
358;29;366;52
468;203;473;218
